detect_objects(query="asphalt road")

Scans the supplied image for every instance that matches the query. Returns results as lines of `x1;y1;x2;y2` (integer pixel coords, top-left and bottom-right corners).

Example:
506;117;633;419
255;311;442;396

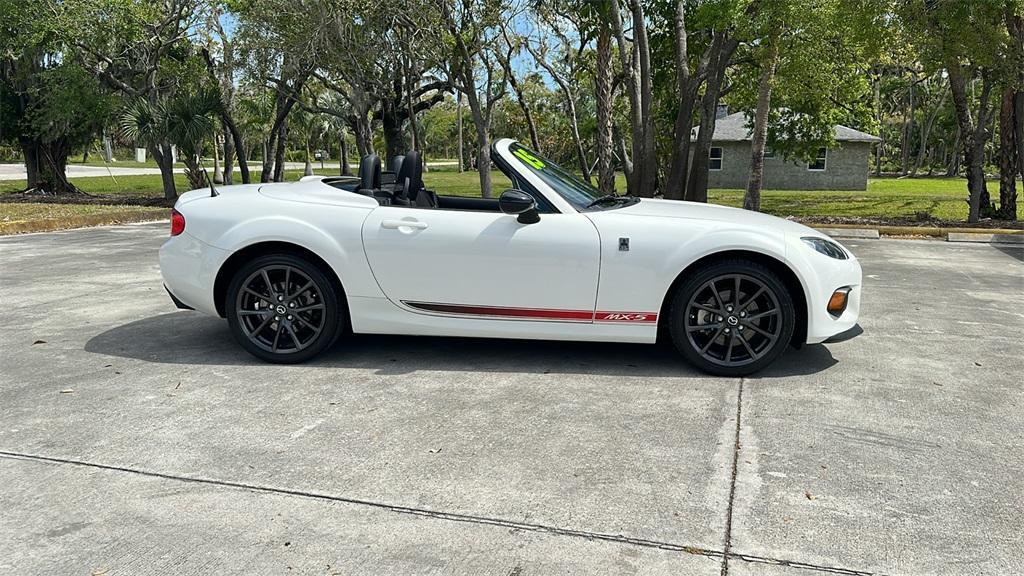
1;223;1021;575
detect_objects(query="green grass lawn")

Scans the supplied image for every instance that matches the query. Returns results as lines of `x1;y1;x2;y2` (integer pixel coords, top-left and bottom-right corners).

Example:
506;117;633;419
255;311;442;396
708;177;970;221
0;168;976;221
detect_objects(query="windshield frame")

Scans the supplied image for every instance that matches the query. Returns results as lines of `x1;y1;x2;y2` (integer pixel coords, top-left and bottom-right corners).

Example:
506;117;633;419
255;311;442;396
503;142;636;212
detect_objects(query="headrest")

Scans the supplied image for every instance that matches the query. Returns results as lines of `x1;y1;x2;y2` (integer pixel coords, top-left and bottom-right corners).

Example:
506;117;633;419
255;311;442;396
358;154;381;191
389;155;405;175
396;150;423;198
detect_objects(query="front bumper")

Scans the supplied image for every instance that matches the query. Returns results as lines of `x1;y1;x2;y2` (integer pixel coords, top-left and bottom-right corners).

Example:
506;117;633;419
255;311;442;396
824;322;863;343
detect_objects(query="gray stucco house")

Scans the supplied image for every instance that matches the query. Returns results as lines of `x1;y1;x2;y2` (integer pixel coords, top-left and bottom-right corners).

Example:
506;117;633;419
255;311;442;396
695;111;881;191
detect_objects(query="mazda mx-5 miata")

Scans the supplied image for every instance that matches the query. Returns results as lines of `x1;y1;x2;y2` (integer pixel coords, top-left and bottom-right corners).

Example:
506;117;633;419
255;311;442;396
160;138;861;376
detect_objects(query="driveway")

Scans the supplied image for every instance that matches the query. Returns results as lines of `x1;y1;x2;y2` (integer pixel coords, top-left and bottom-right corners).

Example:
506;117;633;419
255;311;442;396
0;223;1021;575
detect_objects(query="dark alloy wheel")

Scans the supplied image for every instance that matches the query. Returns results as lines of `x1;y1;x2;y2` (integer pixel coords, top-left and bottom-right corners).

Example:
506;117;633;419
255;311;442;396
669;260;795;376
226;253;344;363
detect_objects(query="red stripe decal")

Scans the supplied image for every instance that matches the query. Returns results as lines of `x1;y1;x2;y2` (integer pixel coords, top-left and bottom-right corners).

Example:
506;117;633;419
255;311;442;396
404;301;657;323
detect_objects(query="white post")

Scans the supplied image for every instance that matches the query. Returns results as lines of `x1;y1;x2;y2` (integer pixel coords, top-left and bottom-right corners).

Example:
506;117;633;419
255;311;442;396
135;148;146;163
103;132;114;163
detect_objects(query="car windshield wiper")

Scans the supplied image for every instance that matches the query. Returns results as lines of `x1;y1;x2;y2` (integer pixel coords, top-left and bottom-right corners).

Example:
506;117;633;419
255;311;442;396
585;194;624;208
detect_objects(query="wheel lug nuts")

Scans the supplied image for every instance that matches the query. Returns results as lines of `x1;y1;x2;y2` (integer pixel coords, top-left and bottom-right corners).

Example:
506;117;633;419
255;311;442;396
274;316;280;321
726;305;733;312
717;316;724;322
740;311;746;317
287;315;293;320
724;328;731;333
278;296;283;301
738;325;744;331
289;302;295;308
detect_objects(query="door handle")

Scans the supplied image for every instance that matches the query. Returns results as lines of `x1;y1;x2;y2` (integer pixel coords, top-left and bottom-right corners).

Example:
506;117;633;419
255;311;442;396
381;219;428;230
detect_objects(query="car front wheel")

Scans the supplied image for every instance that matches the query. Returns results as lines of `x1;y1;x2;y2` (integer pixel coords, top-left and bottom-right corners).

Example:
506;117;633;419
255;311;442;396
226;253;343;363
668;259;795;376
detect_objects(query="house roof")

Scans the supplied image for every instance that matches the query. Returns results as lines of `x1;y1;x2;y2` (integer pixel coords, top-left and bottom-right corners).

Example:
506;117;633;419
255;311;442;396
694;111;881;143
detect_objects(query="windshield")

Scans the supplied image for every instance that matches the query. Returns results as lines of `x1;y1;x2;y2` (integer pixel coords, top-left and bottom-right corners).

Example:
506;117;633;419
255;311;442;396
509;143;631;211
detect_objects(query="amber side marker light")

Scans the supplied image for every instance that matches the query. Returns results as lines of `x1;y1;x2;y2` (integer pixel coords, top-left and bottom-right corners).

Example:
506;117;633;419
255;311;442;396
827;288;851;316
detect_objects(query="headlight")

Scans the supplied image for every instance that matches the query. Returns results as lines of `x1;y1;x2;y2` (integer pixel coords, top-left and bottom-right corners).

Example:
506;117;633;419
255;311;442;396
801;236;848;260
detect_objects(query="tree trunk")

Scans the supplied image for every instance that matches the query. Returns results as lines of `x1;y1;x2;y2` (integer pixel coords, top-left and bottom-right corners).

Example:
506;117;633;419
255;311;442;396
222;126;235;185
183;155;207;190
339;128;352;175
998;86;1018;220
686;34;737;203
632;0;656;196
351;110;374;158
213;133;222;184
946;127;961;176
744;36;779;212
947;65;992;223
664;0;697;201
403;56;420;152
304;141;314;176
457;93;465;172
22;138;40;191
381;99;407;162
506;66;541;152
595;25;615;195
223;114;248;184
201;48;248;184
901;81;913;176
873;69;883;177
273;122;287;182
466;96;493;198
614;125;633;183
912;81;948;175
19;137;77;195
152;142;178;200
608;0;655;196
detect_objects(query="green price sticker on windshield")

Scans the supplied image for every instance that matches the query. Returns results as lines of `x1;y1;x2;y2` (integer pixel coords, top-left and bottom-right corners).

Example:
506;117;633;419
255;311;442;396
513;148;545;169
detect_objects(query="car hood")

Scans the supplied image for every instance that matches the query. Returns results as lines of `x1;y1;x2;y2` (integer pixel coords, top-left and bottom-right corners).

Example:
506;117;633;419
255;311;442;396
613;198;822;238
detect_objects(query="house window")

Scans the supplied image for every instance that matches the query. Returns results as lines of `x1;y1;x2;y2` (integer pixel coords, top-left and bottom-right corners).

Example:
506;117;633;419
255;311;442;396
763;147;776;159
808;147;827;171
709;147;723;171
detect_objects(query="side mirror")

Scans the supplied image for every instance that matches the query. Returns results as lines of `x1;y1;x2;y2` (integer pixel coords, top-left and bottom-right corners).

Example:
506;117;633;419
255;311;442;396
499;189;540;224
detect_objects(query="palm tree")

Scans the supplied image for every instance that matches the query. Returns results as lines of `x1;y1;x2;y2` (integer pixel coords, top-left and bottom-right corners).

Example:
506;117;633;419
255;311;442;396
120;88;222;193
165;89;221;189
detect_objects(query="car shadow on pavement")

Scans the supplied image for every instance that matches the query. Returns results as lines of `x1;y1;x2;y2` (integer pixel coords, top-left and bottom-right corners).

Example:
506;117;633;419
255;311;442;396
85;311;838;378
993;243;1024;263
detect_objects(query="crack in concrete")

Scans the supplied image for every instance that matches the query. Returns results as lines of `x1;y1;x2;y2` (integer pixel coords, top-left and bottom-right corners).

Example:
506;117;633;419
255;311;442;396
0;449;884;575
720;377;745;576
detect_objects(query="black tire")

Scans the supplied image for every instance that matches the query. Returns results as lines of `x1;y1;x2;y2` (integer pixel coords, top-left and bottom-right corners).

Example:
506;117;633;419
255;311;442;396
226;253;344;364
668;259;795;376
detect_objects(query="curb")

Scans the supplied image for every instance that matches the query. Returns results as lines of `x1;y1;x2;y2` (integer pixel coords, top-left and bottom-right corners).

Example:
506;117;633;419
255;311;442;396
803;221;1024;244
947;232;1024;245
814;227;880;239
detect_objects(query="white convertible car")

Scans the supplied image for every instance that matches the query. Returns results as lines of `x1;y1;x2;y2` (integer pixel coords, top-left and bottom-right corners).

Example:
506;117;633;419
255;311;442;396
160;139;861;375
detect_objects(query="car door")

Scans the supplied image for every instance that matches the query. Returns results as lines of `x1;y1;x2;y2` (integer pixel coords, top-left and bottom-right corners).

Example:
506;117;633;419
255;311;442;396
361;205;601;323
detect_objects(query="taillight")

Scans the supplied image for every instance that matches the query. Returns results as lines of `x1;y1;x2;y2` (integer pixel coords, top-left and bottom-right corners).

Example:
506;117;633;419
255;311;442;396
170;209;185;236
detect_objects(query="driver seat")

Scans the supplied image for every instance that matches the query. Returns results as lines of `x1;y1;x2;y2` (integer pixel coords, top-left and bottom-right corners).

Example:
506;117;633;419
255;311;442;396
358;153;394;205
393;151;436;208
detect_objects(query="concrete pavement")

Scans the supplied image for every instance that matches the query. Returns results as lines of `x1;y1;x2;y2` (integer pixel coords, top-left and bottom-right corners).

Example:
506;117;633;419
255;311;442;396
0;223;1022;575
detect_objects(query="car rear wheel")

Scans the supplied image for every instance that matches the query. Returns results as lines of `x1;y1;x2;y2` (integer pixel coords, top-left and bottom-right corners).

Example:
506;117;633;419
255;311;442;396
668;260;795;376
226;253;344;363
